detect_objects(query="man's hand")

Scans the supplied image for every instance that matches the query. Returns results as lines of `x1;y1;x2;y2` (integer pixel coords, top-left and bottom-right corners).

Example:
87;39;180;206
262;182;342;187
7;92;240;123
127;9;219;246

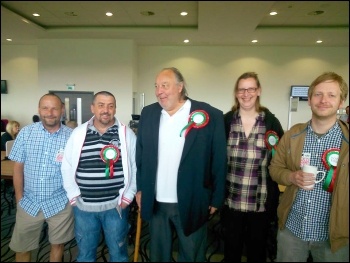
289;170;316;190
120;201;129;209
208;206;217;215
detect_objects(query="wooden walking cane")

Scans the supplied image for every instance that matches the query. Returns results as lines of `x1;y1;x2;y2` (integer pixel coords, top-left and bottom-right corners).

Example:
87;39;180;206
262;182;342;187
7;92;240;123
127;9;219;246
133;209;142;262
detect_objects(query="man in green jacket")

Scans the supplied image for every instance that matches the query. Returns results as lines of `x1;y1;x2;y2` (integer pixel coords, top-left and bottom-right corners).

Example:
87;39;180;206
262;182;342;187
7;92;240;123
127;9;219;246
269;72;348;262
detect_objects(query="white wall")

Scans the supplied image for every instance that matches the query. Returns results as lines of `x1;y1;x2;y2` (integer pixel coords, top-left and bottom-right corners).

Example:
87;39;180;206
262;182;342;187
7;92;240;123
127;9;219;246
38;39;135;125
1;45;38;125
1;43;349;131
1;39;135;127
137;46;349;130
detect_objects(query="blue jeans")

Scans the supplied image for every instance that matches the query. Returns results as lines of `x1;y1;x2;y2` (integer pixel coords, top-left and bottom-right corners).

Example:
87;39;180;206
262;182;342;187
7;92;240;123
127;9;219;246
73;206;130;262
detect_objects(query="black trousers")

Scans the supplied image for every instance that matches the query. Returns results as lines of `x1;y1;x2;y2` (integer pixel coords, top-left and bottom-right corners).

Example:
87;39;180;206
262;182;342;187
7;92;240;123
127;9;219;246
221;208;269;262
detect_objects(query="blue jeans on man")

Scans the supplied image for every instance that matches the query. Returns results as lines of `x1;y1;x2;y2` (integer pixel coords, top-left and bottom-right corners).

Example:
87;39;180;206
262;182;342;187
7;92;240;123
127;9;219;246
73;206;130;262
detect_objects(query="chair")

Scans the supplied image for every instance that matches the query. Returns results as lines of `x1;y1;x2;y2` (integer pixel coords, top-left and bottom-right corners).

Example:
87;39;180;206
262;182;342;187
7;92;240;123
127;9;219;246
5;140;15;157
2;140;15;214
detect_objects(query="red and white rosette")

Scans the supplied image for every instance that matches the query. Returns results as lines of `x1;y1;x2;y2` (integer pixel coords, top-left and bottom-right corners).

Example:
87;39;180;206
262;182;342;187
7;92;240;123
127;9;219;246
322;148;340;192
100;145;120;179
179;110;209;137
264;130;279;157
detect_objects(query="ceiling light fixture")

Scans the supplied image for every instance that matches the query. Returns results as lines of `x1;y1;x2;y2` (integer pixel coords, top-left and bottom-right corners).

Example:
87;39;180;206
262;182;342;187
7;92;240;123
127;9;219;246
140;11;155;16
316;40;323;43
270;11;278;15
251;40;258;43
6;39;12;41
21;18;30;24
32;13;40;17
180;12;188;16
106;12;113;17
184;39;189;43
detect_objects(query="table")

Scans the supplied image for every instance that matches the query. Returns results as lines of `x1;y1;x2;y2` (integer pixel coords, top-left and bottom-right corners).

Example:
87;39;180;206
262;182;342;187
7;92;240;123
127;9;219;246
1;151;14;179
1;151;15;214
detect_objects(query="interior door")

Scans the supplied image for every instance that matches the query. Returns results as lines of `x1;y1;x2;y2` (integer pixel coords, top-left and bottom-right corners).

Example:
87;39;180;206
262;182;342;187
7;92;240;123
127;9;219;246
49;90;94;124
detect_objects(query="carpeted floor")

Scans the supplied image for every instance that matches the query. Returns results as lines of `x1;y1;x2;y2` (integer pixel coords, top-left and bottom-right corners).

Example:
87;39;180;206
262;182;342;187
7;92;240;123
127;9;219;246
1;182;227;262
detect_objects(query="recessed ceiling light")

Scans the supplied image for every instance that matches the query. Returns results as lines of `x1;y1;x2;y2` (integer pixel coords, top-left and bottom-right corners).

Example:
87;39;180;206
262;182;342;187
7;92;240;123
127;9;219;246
140;11;155;16
316;40;323;43
251;40;258;43
106;12;113;16
6;39;12;42
270;11;278;15
184;39;189;43
180;12;188;16
33;13;40;17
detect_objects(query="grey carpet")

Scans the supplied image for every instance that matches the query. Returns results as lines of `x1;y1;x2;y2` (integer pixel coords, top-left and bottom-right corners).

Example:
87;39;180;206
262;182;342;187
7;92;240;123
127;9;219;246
1;183;226;262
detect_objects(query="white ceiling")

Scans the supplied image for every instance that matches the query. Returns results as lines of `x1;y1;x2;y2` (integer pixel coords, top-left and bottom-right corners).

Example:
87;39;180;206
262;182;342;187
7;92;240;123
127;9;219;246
1;1;349;46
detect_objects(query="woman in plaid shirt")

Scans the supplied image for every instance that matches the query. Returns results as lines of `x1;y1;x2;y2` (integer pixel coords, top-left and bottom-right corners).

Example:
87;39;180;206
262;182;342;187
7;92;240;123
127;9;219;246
221;72;284;262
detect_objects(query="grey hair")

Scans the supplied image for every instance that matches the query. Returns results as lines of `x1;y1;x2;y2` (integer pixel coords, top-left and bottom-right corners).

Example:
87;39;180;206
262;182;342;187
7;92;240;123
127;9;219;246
162;67;188;99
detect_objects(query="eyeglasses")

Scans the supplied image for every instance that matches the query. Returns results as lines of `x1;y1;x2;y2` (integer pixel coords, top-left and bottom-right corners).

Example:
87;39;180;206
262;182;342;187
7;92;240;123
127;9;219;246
237;87;258;94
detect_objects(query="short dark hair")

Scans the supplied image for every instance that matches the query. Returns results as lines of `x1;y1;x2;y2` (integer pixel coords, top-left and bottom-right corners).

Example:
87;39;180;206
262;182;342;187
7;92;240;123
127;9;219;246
92;91;116;105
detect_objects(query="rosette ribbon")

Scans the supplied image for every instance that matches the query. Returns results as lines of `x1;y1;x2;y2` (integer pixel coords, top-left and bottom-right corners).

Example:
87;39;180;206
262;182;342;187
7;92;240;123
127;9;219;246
100;145;120;179
264;130;279;157
322;148;340;192
180;110;209;137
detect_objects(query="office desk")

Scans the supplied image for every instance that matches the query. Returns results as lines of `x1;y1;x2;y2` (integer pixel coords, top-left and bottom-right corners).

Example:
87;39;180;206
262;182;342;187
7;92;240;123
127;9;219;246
1;151;15;214
1;151;14;179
